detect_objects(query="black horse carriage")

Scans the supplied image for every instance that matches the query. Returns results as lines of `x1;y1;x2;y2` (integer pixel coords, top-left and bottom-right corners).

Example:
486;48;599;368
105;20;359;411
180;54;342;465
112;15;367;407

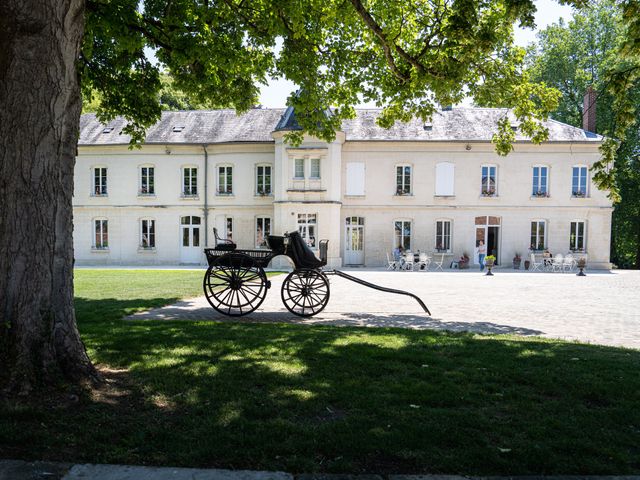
203;229;430;318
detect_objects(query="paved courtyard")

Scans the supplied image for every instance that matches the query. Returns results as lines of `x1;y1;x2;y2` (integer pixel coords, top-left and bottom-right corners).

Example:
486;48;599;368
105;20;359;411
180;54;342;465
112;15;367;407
129;269;640;349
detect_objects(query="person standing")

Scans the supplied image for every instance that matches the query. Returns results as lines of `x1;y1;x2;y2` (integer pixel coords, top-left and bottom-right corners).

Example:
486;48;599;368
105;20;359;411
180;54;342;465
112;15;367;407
478;240;486;271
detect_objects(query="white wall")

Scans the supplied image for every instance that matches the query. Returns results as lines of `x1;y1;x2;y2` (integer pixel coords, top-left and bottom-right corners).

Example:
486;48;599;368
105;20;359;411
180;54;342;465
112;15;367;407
74;138;612;268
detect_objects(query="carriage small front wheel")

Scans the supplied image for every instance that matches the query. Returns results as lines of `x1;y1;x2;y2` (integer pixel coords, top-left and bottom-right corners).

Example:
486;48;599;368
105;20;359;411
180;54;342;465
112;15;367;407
203;253;269;316
281;268;330;317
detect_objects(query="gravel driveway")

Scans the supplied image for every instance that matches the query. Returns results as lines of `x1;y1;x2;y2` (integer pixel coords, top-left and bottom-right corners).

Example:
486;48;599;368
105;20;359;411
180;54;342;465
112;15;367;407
129;269;640;349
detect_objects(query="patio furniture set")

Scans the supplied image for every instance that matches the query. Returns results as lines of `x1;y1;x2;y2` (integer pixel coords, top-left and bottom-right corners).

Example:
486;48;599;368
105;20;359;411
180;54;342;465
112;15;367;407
386;251;449;271
529;252;587;272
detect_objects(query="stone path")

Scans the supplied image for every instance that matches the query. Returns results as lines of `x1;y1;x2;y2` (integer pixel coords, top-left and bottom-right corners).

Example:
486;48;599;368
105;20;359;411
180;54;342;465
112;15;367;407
3;460;640;480
128;269;640;349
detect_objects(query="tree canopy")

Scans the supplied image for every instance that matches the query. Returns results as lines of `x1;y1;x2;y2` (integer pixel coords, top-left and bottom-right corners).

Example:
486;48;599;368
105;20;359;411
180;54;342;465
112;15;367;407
526;0;640;266
81;0;595;151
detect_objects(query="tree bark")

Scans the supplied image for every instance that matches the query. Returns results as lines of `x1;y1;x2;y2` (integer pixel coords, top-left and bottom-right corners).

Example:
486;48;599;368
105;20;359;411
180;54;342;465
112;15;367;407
0;0;101;393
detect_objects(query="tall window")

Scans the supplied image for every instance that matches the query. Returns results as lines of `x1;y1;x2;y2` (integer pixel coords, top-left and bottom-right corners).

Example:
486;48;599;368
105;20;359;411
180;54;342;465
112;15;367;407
183;167;198;196
532;166;548;197
435;220;452;252
394;220;412;250
570;221;586;251
256;217;271;248
294;158;305;179
218;166;232;195
396;165;412;195
297;213;317;248
481;165;497;196
225;217;233;240
530;221;546;251
310;158;321;179
93;167;107;196
140;166;155;195
93;219;108;249
572;166;588;197
140;219;155;249
256;165;272;195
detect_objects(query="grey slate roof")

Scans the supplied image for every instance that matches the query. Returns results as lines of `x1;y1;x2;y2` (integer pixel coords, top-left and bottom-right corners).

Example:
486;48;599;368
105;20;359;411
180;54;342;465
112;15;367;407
79;109;285;145
78;107;602;146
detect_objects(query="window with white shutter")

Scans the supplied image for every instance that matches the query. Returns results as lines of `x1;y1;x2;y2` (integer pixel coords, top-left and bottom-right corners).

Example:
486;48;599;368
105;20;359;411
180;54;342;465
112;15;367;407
346;162;365;196
435;162;455;196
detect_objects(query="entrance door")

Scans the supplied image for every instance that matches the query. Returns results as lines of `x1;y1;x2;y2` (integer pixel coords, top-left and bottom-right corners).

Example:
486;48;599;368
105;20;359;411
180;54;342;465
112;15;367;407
180;216;201;263
474;216;501;265
345;216;365;265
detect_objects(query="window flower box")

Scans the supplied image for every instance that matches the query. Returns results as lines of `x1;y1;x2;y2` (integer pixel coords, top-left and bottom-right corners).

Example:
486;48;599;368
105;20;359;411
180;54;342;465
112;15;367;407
533;190;549;198
572;191;586;198
395;187;411;196
481;188;496;197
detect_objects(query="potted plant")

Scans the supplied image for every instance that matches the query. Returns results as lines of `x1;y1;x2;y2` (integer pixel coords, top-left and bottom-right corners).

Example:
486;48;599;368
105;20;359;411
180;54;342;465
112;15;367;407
513;252;522;269
484;255;496;276
576;257;587;276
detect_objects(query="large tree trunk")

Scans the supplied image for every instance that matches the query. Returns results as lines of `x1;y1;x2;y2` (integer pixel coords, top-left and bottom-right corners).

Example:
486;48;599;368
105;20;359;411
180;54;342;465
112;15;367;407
0;0;101;393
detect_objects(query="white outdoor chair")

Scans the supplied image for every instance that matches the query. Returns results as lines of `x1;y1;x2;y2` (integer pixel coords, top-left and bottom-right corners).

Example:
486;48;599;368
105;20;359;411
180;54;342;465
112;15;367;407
386;252;398;270
433;253;445;271
551;253;564;272
563;254;575;272
403;252;414;271
417;252;431;271
529;253;543;272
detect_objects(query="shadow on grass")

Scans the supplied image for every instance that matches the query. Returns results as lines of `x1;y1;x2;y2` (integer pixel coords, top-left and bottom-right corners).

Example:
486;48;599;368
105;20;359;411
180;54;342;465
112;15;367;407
2;296;639;475
125;300;545;337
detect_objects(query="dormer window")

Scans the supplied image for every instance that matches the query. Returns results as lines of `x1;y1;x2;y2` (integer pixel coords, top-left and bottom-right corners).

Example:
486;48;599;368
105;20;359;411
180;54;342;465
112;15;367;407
172;125;185;133
102;127;114;134
423;122;433;131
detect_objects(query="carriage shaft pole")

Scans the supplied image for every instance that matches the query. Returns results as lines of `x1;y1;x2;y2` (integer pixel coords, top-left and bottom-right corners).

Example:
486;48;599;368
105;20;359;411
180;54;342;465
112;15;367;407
327;270;431;316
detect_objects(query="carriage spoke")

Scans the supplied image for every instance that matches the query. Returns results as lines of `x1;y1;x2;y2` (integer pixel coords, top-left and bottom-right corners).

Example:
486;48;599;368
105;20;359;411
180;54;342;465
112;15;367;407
238;287;254;308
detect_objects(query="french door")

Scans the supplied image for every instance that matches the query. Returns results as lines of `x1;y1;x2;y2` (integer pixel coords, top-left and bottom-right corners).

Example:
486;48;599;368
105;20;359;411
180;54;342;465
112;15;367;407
180;216;201;263
345;216;365;265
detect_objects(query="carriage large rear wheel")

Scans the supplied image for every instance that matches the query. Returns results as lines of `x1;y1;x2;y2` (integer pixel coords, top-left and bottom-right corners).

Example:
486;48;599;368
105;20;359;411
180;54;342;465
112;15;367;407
203;253;268;316
281;268;330;317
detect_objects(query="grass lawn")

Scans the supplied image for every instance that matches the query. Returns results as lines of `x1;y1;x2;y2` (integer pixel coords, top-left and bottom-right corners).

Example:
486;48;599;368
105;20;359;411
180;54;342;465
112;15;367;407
1;269;639;474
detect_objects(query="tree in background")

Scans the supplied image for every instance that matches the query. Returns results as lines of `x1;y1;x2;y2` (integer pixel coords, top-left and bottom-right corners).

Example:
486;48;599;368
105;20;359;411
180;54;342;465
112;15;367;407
526;0;640;267
83;74;219;113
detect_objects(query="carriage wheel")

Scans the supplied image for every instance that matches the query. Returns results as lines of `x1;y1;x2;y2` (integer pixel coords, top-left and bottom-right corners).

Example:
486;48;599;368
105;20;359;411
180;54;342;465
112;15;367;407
281;268;330;317
203;253;268;316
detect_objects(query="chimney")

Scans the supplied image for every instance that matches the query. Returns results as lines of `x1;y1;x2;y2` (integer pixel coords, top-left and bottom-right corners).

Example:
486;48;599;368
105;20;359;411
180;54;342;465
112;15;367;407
582;86;597;133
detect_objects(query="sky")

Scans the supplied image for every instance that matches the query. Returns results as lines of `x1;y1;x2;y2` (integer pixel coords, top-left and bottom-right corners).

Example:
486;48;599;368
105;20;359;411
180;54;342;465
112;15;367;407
257;0;575;107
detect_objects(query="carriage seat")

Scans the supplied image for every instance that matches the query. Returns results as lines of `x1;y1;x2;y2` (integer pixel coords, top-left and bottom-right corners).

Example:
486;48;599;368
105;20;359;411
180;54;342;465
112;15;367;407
213;227;236;251
266;235;286;254
286;231;328;269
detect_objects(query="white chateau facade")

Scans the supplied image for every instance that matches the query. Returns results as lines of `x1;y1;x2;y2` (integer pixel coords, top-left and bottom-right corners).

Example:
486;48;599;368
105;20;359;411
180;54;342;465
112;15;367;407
74;107;612;268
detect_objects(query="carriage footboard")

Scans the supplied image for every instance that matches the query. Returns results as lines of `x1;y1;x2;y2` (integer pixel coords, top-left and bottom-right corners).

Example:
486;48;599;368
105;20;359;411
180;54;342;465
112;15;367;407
328;270;431;316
